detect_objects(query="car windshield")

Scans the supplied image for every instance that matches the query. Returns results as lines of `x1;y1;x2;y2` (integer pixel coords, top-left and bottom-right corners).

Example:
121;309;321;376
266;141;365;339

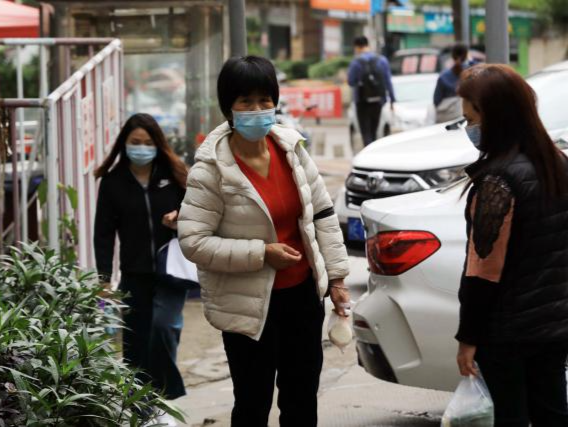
528;70;568;132
393;78;437;103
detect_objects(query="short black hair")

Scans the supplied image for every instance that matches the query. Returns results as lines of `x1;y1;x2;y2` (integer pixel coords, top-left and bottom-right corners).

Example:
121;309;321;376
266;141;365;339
353;36;369;48
217;55;279;120
451;43;469;61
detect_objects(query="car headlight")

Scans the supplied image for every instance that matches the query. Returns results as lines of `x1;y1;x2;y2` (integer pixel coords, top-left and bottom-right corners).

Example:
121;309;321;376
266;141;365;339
419;166;466;187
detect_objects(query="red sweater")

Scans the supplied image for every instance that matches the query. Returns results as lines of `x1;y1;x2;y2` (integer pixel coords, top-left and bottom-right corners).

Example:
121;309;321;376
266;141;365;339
235;137;311;289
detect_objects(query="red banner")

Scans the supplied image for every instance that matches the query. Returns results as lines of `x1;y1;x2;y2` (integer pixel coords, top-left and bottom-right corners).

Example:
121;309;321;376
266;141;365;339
310;0;370;12
280;86;342;119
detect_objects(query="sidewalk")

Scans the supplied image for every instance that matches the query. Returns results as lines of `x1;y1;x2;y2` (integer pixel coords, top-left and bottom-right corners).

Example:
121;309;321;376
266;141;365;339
173;362;451;427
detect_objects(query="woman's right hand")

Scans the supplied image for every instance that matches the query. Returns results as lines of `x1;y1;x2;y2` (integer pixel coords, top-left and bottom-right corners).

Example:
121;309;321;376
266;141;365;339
265;243;302;270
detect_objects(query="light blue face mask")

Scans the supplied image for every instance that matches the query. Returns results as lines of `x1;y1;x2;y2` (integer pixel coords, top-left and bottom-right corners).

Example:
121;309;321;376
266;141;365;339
465;124;482;150
126;144;157;166
232;108;276;142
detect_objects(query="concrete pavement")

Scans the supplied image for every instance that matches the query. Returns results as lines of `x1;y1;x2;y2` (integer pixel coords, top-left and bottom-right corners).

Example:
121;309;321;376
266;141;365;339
173;361;451;427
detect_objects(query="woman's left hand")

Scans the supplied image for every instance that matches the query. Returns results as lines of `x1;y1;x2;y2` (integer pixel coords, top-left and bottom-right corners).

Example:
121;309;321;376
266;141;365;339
457;342;478;377
162;210;179;230
329;279;351;317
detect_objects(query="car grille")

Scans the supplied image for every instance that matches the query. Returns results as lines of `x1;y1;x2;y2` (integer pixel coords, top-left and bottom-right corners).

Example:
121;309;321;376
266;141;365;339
345;168;431;208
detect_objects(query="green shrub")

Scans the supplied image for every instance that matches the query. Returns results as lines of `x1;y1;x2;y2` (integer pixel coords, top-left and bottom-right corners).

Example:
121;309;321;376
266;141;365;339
0;50;40;98
275;58;319;80
308;57;351;79
0;243;184;426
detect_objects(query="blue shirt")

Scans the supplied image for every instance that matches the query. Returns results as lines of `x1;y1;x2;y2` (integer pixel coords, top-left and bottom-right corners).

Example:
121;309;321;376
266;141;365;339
348;52;396;104
433;62;474;106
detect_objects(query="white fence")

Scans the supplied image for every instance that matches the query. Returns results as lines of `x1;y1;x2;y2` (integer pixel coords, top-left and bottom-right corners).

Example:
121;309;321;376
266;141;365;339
0;38;124;269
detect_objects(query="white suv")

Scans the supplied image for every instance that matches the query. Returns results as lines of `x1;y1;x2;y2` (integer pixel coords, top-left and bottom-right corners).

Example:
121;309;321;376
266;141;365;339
336;61;568;248
336;121;476;246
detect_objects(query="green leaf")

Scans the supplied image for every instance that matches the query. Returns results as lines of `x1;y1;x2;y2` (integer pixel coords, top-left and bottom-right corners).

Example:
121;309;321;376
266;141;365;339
64;186;79;211
37;179;48;205
46;356;60;385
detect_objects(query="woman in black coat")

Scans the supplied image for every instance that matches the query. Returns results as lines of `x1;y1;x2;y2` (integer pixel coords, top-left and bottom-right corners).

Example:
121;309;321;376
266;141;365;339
94;113;188;406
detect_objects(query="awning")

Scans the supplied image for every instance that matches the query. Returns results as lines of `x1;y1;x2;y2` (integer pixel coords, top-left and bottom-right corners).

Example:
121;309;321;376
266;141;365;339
0;0;40;38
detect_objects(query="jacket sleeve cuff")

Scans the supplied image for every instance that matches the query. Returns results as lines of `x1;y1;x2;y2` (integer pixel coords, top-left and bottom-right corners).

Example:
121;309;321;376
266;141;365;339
249;240;266;271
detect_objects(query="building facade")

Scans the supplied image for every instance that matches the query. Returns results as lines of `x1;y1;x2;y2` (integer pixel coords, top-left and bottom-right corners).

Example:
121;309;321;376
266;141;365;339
42;0;227;149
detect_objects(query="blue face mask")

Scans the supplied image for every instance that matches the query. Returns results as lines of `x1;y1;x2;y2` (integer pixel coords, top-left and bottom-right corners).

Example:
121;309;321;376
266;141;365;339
232;108;276;142
126;144;157;166
465;124;482;150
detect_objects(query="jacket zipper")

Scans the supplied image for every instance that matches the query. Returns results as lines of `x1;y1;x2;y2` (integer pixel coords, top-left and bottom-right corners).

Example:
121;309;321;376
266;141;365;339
130;168;157;271
143;188;157;271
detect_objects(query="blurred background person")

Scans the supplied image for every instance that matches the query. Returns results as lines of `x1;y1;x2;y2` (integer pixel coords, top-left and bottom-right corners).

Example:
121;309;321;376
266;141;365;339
348;36;396;146
433;43;471;123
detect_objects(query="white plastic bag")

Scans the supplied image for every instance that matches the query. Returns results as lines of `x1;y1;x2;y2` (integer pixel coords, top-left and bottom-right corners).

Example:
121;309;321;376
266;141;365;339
327;310;353;352
441;368;494;427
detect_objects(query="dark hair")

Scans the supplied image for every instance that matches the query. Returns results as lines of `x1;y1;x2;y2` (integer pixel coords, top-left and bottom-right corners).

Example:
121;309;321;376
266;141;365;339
451;43;469;76
217;56;279;121
458;64;568;198
94;113;188;188
353;36;369;48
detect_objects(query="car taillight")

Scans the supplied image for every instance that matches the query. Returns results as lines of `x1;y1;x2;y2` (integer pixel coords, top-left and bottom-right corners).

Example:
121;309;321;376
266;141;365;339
366;230;441;276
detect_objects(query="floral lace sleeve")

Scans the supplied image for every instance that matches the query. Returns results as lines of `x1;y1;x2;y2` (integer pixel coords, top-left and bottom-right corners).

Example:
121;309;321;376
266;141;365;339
466;175;514;283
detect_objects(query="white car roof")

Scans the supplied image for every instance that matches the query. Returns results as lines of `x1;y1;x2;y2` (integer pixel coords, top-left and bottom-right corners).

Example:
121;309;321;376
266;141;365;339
391;73;439;84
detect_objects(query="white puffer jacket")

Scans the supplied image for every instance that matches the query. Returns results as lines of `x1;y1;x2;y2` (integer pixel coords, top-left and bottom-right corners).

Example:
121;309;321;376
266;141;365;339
178;122;350;340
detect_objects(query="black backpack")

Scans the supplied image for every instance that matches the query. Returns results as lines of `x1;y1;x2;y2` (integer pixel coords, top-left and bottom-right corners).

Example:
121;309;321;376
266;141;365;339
357;56;387;103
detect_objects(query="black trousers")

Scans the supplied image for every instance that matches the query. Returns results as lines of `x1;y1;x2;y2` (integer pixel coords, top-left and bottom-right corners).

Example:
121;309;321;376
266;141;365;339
356;101;383;146
120;273;187;400
475;342;568;427
222;278;325;427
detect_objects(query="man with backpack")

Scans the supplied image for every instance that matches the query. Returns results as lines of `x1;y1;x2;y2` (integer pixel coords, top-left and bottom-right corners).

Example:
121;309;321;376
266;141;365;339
348;36;396;146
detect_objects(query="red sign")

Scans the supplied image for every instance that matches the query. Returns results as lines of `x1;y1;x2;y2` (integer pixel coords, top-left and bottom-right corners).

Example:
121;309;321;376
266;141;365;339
310;0;370;12
280;86;342;119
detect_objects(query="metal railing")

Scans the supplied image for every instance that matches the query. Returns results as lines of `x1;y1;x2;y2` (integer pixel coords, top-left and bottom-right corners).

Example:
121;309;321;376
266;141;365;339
0;38;124;269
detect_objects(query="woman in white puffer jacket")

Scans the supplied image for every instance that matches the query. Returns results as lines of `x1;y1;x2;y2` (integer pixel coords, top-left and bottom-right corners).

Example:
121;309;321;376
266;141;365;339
178;56;350;427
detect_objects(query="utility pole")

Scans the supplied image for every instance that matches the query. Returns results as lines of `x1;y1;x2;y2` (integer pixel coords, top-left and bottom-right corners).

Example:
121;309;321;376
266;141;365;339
228;0;247;57
485;0;509;64
452;0;470;44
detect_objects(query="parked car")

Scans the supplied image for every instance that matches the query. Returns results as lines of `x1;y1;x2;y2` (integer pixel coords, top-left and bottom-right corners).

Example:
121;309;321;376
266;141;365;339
349;73;438;146
354;131;568;392
390;47;486;76
337;60;568;248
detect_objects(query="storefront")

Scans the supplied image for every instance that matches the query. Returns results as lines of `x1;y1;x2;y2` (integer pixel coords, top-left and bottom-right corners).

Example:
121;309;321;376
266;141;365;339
310;0;370;58
44;1;227;156
386;7;534;75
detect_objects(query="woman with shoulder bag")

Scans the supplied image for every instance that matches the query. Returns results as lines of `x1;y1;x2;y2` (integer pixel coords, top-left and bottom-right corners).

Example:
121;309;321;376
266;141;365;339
94;113;188;418
178;56;351;427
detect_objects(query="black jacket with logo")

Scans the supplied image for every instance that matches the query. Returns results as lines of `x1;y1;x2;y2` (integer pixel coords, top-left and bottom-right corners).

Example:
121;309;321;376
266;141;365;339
94;161;186;281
